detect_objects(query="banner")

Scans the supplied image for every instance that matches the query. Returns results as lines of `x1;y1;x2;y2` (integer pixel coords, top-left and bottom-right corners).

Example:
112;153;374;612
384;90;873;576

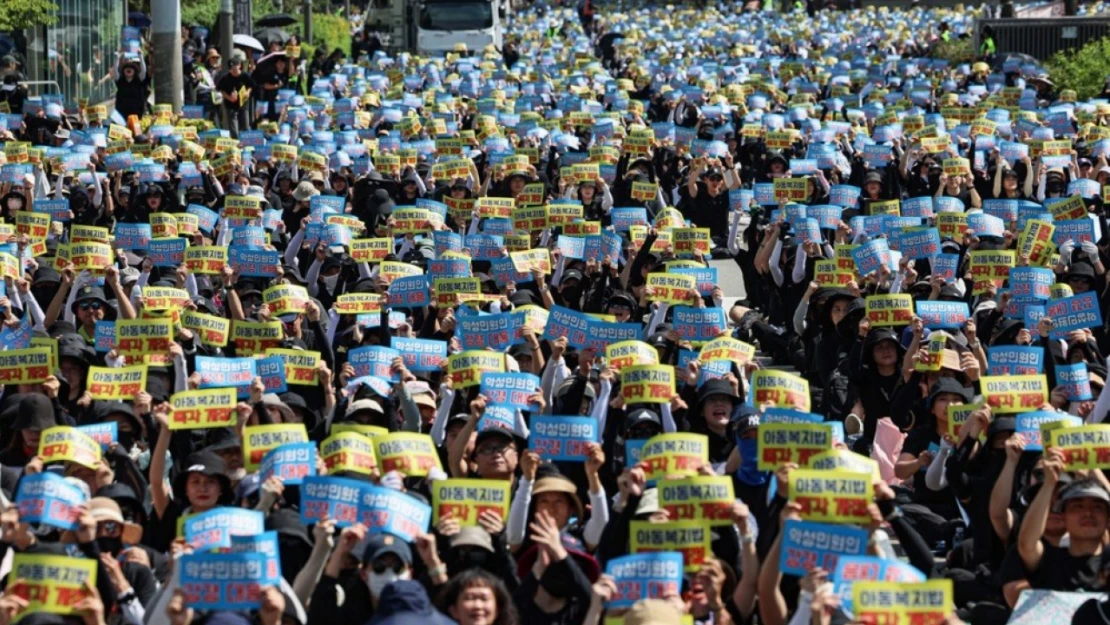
639;433;709;481
87;364;147;400
480;372;540;412
672;306;726;343
986;346;1044;376
391;337;447;372
758;423;833;470
698;336;756;366
242;424;309;471
657;476;735;526
115;318;172;360
606;340;659;370
604;553;684;609
373;432;443;477
529;416;598;460
169;388;237;429
182;507;265;550
348;345;402;381
1046;291;1102;336
15;472;86;530
865;294;914;327
457;312;524;351
751;369;811;411
262;284;309;316
0;347;52;384
259;442;316;485
788;469;873;524
7;554;97;617
853;580;954;625
321;432;378;475
265;348;320;386
431;478;511;526
334;293;384;315
630;521;711;572
1057;362;1093;401
646;273;695;304
778;519;868;576
981;375;1049;414
180;552;281;610
621;365;676;404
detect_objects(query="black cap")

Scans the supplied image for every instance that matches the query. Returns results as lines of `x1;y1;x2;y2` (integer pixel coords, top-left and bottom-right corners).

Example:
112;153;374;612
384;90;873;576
927;378;972;407
697;378;739;405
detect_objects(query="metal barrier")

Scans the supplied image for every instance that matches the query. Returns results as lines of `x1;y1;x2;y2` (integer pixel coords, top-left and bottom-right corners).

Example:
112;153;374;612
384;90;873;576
975;16;1110;59
18;80;61;97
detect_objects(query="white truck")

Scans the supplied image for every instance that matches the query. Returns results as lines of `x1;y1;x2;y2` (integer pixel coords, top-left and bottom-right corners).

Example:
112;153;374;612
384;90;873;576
415;0;505;54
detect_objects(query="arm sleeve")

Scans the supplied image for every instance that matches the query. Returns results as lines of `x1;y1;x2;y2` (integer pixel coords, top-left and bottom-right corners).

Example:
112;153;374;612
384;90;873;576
506;476;534;546
643;303;668;338
583;486;609;547
793;299;809;336
284;227;306;267
924;439;953;491
791;247;807;284
305;258;323;297
660;402;678;433
429;385;455;445
592;380;612;433
769;238;784;287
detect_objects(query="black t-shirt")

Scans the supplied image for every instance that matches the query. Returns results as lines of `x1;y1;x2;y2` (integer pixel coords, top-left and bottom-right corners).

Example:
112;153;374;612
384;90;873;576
216;72;256;110
1000;541;1103;593
682;182;730;234
900;426;953;508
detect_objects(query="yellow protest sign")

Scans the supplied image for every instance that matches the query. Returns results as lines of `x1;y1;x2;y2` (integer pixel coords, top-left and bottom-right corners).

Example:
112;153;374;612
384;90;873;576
373;432;443;477
808;448;881;481
657;476;735;526
698;336;755;366
751;370;811;411
15;211;49;240
231;320;283;356
262;284;309;316
0;347;52;384
631;181;658;201
1049;194;1087;221
8;554;97;617
141;287;190;312
350;238;393;263
773;177;808;203
1047;425;1110;469
38;426;101;469
150;212;178;238
320;432;378;474
222;195;263;221
476;197;515;219
969;250;1015;294
243;424;309;471
620;365;675;404
1019;220;1055;267
788;469;873;524
448;350;505;388
509;248;551;274
865;294;914;327
946;401;984;441
646;273;695;304
853;580;953;625
182;246;227;274
431;478;512;525
265;348;320;385
639;433;709;481
69;242;113;271
606;340;659;370
181;310;230;347
914;332;947;373
936;213;967;240
434;277;481;307
331;423;389;437
174;213;200;236
334;293;384;315
115;318;173;361
562;220;601;237
169;388;237;430
757;422;833;471
31;336;57;373
981;374;1048;414
87;365;147;400
673;228;711;256
630;520;711;572
546;202;583;226
942;158;969;176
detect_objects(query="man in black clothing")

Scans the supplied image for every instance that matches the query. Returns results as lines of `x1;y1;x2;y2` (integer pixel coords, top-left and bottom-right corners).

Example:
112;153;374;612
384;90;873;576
681;159;730;242
217;57;256;139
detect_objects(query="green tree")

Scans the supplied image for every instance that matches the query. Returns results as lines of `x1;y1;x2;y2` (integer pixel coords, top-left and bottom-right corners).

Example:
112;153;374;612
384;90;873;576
1047;37;1110;100
0;0;59;31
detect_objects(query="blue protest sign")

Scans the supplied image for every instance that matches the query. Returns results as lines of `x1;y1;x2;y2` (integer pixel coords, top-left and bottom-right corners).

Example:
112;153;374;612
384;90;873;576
986;346;1044;376
584;318;641;351
148;237;187;267
456;312;523;351
1016;411;1082;451
180;552;281;610
1052;219;1096;246
932;253;958;282
14;472;86;530
433;230;463;256
465;234;504;260
529;416;599;461
256;355;288;395
76;422;118;450
915;301;969;330
94;320;115;353
1010;267;1054;301
983;199;1018;223
391;337;446;372
673;306;726;343
196;356;257;397
779;519;868;576
1056;362;1093;401
481;373;541;412
187;204;219;233
807;205;843;230
605;553;685;609
829;185;861;208
229;248;281;278
348;345;401;381
301;475;367;526
1046;291;1102;337
357;485;432;542
543;305;590;348
388;275;430;308
612;207;650;230
427;258;471;280
892;228;940;260
478;404;517;433
673;267;718;297
183;507;266;550
114;223;151;250
901;197;934;218
967;212;1004;238
851;238;889;276
260;443;317;485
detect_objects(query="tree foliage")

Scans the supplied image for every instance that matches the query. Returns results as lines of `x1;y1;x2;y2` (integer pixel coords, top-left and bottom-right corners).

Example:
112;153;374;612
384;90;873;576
931;38;976;64
1046;37;1110;100
0;0;59;31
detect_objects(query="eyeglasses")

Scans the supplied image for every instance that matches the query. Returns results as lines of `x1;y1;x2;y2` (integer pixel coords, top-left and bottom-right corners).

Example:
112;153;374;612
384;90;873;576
476;444;512;457
609;304;631;313
79;301;102;311
372;560;406;574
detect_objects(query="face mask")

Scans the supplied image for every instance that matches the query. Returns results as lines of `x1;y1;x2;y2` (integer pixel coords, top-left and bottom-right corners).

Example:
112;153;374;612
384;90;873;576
736;438;768;486
117;430;135;451
322;273;340;292
97;537;123;556
367;569;410;597
452;549;489;572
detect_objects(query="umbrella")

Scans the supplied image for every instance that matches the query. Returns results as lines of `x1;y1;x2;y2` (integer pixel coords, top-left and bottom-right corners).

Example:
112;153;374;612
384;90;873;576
128;11;151;29
256;13;298;28
233;34;264;52
253;27;291;48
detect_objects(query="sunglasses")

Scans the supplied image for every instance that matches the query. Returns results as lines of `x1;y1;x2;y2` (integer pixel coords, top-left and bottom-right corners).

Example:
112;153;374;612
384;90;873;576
476;444;512;457
372;560;406;575
99;521;120;534
79;301;102;311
